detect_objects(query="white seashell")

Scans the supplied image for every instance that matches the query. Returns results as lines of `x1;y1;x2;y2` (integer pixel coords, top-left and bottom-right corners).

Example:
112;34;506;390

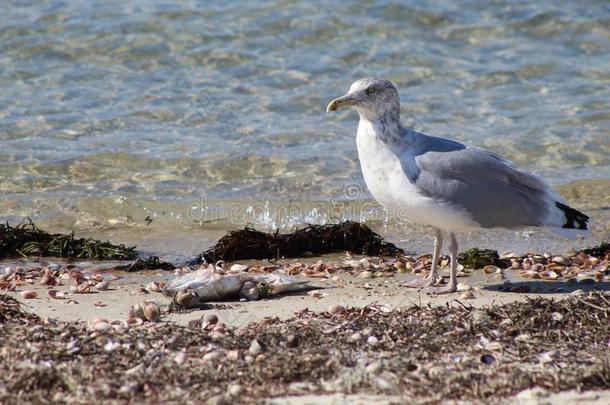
249;339;263;355
460;291;475;300
95;280;111;291
227;384;244;397
457;282;472;292
229;264;249;273
357;271;373;279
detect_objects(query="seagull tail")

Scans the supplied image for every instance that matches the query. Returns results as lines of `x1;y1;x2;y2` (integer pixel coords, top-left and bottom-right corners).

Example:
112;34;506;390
546;201;591;239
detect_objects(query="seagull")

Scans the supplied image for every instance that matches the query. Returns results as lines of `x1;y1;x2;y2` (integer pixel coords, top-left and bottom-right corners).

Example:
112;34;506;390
326;77;591;294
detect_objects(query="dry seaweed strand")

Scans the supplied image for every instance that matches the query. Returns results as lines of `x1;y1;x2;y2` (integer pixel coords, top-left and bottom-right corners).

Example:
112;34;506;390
0;220;137;260
199;221;404;263
1;293;610;403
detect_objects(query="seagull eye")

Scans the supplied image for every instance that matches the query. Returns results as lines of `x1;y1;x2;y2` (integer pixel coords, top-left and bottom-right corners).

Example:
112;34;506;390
366;87;376;95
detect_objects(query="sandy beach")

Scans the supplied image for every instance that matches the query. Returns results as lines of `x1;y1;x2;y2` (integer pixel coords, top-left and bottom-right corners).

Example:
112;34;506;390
2;251;610;404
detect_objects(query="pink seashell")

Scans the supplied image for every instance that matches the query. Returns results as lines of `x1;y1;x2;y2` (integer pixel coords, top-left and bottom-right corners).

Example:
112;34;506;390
20;290;38;299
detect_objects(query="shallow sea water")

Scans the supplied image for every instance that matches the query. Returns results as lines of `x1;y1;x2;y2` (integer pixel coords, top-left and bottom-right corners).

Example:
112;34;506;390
1;0;609;260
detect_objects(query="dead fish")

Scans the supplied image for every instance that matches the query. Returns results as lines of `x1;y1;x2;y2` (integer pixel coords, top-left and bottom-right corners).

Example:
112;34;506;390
165;267;311;302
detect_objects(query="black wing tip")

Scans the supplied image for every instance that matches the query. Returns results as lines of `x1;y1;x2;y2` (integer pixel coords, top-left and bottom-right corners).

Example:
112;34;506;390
555;202;590;230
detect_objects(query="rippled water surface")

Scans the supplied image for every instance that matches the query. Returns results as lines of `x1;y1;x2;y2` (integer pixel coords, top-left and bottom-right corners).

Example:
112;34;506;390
1;0;609;257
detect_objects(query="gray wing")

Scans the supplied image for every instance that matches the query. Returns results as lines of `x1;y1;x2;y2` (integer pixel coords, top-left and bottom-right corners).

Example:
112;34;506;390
410;138;557;228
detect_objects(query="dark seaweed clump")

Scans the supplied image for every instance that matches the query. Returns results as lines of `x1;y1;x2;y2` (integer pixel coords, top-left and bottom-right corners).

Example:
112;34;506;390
583;241;610;258
457;247;501;269
199;221;404;263
0;220;137;260
114;256;175;272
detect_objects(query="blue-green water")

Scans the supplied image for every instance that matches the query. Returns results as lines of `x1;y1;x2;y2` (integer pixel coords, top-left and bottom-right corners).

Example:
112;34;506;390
1;1;609;258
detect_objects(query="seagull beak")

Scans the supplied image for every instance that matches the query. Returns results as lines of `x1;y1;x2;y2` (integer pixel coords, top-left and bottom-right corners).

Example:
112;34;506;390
326;95;353;112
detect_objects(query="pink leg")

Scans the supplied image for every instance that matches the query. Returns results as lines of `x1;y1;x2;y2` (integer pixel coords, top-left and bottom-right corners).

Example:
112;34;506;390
405;229;442;288
426;232;458;295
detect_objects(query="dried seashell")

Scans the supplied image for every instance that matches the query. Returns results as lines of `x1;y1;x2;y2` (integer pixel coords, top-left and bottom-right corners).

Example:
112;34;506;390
358;258;371;269
95;322;113;332
48;290;66;299
128;302;145;320
227;384;244;397
531;263;545;272
145;281;162;292
539;270;558;280
357;271;373;279
91;273;104;282
20;290;38;299
187;319;202;329
551;256;567;265
77;281;91;293
551;312;564;322
471;310;490;324
143;301;161;322
39;268;57;286
460;291;475;300
111;320;129;334
393;260;406;271
520;270;540;279
95;280;111;291
94;300;106;307
126;317;144;326
457;282;472;292
483;265;500;274
307;290;323;299
203;313;219;327
328;304;346;315
209;331;225;341
88;318;109;328
0;281;16;291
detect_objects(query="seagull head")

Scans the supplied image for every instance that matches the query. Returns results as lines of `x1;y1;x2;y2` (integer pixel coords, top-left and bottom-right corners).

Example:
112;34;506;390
326;77;400;120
